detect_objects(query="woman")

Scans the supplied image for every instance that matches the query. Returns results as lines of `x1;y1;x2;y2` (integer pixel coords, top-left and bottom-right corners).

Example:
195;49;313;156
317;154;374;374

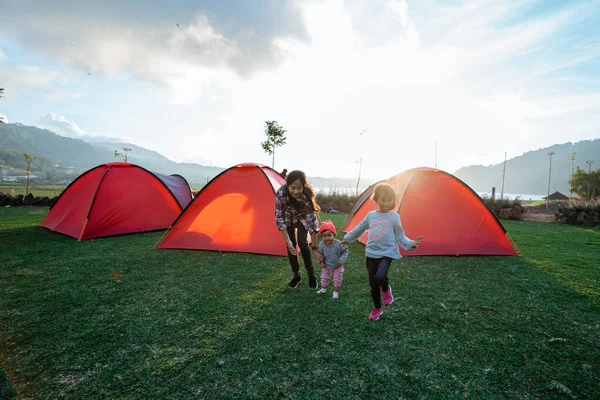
274;170;323;289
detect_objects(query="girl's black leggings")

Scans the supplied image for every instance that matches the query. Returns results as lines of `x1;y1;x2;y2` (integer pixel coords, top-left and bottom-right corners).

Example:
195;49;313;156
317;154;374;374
366;256;393;308
286;223;315;278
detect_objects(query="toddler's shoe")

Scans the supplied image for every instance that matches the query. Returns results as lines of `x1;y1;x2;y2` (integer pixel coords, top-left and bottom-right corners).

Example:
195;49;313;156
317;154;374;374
288;276;302;289
332;291;339;299
317;288;327;294
308;275;318;290
382;286;394;306
368;307;383;321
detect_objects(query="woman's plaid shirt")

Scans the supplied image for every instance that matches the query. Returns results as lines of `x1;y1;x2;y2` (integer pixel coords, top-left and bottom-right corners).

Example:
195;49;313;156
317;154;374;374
274;186;319;234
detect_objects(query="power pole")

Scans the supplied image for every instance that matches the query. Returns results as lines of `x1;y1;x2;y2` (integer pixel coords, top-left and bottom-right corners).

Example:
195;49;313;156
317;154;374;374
569;152;575;201
435;142;438;169
546;152;555;212
585;160;595;200
355;130;366;196
501;152;507;199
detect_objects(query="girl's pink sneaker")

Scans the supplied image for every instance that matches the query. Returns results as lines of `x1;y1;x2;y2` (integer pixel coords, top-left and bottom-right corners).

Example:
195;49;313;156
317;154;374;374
368;307;383;321
382;286;394;306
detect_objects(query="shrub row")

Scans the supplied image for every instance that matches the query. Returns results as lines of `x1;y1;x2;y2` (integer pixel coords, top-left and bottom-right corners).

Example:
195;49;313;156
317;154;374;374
480;195;524;219
556;199;600;226
315;190;359;213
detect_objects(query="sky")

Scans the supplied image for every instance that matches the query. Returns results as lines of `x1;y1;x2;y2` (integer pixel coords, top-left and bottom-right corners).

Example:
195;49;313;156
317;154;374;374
1;0;599;181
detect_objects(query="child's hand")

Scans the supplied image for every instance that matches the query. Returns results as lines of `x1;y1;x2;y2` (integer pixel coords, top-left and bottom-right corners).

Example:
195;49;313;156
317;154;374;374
320;262;326;269
411;236;423;249
340;240;348;248
338;260;344;267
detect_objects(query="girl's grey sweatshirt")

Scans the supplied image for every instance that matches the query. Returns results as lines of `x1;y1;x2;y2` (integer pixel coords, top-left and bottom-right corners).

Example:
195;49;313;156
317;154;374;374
343;210;414;259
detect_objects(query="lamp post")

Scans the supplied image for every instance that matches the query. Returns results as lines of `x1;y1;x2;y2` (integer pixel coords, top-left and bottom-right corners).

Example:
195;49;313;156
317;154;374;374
501;152;507;199
355;130;366;196
546;152;555;212
569;152;575;201
585;160;595;200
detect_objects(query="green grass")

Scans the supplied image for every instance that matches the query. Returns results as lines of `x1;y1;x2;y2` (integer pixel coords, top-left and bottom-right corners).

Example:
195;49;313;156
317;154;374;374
1;209;599;399
0;183;66;197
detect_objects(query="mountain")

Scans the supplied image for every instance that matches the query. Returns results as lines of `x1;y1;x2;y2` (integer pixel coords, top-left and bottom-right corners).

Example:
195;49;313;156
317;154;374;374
0;123;225;185
453;139;600;195
0;123;372;189
4;122;594;194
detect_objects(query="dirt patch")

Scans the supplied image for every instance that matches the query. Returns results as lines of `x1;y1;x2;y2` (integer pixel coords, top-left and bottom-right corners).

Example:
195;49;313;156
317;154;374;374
26;210;47;215
521;213;556;223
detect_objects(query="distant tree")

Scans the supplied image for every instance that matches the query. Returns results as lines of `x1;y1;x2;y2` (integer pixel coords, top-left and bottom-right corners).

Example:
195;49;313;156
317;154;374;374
261;121;287;168
24;153;36;195
569;168;600;200
114;147;132;162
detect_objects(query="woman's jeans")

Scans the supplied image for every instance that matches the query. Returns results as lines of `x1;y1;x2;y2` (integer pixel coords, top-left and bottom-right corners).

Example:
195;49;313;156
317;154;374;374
286;223;315;278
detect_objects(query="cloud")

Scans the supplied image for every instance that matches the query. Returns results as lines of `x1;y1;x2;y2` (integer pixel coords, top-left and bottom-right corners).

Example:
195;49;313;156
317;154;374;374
0;0;307;82
38;113;130;142
39;113;86;138
0;113;8;123
0;51;80;100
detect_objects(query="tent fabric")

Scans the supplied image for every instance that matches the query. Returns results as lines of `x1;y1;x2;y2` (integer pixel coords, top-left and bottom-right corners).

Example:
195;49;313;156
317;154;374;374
344;167;517;256
41;162;192;240
158;162;287;256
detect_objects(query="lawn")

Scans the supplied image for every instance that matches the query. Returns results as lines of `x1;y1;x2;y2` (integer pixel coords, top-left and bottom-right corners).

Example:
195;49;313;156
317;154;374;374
0;208;599;399
0;184;66;198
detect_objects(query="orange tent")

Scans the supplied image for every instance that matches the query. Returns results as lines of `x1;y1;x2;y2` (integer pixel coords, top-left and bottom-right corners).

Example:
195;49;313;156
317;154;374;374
41;162;192;240
158;163;287;256
344;167;517;256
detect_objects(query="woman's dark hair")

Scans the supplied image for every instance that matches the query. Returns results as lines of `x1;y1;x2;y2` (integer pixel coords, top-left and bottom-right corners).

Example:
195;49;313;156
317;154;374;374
372;183;396;203
286;170;321;212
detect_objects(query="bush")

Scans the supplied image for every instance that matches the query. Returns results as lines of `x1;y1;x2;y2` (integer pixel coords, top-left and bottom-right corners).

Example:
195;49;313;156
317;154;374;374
315;189;359;213
556;199;600;226
481;195;523;219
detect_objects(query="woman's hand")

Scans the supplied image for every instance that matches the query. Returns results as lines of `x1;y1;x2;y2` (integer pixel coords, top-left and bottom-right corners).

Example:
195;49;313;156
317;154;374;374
287;241;298;255
313;250;324;263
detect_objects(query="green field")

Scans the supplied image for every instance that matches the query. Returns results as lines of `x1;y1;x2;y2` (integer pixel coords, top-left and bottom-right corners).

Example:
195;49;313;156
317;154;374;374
1;209;599;399
0;183;66;198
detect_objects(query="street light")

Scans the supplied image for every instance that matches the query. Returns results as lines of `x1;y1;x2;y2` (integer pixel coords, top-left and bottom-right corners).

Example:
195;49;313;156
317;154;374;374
586;160;594;174
585;160;595;200
569;152;575;201
355;130;366;196
546;152;555;212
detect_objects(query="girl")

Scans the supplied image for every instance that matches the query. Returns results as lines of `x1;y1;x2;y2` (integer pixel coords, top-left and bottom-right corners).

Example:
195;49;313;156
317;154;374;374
343;183;423;321
316;220;349;299
274;170;324;289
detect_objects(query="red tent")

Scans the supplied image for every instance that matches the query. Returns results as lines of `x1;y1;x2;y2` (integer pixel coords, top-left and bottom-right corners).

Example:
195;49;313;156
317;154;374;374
158;162;287;256
41;162;192;240
344;167;517;256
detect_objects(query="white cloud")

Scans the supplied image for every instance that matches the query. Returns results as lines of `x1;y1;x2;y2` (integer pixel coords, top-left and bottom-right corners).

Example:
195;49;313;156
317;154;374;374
0;113;8;123
39;113;86;138
0;1;307;86
0;52;79;101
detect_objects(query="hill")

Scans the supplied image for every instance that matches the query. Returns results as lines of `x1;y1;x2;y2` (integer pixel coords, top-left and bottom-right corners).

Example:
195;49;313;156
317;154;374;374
0;123;373;189
0;123;225;186
454;139;600;195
